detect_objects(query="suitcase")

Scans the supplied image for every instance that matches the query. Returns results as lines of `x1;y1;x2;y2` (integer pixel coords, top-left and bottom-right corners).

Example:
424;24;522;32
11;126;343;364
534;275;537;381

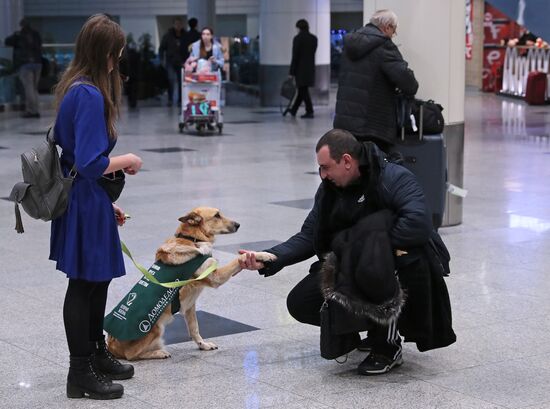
391;106;447;229
525;71;547;105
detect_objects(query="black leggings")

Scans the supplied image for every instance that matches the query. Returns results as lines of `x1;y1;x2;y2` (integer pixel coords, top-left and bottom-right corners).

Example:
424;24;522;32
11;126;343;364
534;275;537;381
63;279;111;357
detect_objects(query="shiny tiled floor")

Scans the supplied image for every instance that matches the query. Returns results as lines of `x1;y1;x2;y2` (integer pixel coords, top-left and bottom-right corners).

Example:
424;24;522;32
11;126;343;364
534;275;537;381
1;89;550;408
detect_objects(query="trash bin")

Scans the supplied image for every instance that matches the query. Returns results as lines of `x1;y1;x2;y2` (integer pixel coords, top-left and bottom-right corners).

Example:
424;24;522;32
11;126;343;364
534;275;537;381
442;124;464;227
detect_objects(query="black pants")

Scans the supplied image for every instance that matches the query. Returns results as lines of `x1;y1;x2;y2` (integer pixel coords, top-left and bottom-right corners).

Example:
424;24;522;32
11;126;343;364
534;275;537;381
63;279;111;357
290;86;313;115
286;271;401;356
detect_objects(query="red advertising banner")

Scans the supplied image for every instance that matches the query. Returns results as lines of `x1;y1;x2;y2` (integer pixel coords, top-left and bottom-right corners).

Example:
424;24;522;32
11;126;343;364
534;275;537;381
482;2;522;91
482;47;506;92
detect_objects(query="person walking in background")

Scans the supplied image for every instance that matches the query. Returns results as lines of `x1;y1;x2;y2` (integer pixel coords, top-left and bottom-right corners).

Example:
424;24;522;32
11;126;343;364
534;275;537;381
159;17;186;107
186;17;201;49
333;9;418;152
284;19;317;119
120;36;140;109
50;14;143;400
4;18;43;118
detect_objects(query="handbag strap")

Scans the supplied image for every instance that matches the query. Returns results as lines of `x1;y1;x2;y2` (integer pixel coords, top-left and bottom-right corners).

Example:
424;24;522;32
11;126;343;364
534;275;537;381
50;81;95;180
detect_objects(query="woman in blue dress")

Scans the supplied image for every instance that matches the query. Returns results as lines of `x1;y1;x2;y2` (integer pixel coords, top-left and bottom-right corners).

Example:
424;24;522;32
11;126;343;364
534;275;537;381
50;14;143;400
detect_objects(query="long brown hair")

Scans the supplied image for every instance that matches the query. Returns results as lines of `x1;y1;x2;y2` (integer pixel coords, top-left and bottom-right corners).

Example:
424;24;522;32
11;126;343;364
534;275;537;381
54;14;125;138
199;27;214;59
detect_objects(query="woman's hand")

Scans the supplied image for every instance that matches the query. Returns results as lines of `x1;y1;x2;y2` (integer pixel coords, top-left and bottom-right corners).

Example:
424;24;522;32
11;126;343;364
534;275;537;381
123;153;142;175
113;203;126;226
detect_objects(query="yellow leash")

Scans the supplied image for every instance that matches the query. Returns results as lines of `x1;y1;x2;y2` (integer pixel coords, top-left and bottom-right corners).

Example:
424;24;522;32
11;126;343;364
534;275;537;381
120;241;217;288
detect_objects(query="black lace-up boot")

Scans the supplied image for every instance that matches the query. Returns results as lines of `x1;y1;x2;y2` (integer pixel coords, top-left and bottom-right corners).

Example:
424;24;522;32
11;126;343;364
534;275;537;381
92;336;134;380
67;356;124;399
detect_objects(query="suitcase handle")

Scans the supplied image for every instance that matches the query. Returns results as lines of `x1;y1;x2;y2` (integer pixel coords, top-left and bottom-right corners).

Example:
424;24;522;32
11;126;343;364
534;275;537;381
401;103;424;141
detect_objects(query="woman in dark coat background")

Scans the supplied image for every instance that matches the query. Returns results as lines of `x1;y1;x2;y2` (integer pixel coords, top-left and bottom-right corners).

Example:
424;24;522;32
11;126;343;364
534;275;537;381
284;19;318;118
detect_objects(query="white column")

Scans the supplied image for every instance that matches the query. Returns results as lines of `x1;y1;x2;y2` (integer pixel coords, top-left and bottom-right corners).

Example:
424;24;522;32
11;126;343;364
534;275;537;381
364;0;465;225
119;16;160;51
188;0;216;32
1;0;24;59
246;14;259;39
259;0;330;106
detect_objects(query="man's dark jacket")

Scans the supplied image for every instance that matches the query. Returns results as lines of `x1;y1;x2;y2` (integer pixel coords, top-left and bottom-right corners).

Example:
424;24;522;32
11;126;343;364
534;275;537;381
333;23;418;145
290;30;318;87
159;28;186;69
5;27;42;69
261;143;455;351
186;28;201;47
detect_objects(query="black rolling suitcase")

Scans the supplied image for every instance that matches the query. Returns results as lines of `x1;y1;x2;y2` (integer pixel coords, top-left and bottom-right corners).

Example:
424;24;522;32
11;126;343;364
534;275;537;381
390;105;447;229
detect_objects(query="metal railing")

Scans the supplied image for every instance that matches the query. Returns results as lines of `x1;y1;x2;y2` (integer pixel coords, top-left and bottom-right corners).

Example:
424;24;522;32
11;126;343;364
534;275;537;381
501;46;550;97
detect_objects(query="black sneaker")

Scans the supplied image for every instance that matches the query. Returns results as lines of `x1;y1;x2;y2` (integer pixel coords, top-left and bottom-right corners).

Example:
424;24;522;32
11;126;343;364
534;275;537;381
357;336;375;352
357;351;403;375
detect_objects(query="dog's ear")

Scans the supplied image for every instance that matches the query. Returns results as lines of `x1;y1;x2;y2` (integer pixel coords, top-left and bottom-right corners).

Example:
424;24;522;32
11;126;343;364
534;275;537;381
179;212;203;226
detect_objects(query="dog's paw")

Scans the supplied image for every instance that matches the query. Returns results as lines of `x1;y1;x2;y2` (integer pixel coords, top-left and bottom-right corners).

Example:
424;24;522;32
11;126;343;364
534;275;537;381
253;252;277;263
198;341;218;351
153;350;171;359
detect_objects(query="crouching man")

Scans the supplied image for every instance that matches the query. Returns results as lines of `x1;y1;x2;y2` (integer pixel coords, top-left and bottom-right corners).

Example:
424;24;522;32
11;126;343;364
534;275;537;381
239;129;455;375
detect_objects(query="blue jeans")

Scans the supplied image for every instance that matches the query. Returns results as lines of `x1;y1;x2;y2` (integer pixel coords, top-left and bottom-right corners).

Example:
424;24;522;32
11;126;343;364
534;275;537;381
166;64;182;105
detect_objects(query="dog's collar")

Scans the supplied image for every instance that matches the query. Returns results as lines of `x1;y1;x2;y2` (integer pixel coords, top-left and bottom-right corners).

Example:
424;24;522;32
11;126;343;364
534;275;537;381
175;233;201;242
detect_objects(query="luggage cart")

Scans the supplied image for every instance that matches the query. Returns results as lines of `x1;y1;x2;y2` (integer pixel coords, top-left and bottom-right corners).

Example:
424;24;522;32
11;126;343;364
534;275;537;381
179;69;223;135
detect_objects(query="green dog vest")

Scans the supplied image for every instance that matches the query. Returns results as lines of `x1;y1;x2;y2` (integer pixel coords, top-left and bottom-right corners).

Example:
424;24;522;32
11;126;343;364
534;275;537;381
104;255;209;341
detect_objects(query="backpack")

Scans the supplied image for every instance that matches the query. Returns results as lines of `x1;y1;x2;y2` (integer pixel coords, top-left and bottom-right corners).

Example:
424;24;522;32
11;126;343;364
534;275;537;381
9;127;75;233
397;96;445;135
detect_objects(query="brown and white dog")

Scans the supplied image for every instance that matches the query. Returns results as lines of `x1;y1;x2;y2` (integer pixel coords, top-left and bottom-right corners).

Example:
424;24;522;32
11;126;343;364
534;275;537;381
107;207;276;360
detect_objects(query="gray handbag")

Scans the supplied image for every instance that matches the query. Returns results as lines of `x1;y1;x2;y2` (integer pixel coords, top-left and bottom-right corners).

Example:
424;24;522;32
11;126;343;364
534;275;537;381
9;127;75;233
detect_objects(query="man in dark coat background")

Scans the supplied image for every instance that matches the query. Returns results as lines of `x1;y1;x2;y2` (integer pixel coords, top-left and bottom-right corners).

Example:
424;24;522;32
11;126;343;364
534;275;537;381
333;9;418;152
185;17;201;47
284;19;318;119
4;18;43;118
159;17;186;107
238;129;455;375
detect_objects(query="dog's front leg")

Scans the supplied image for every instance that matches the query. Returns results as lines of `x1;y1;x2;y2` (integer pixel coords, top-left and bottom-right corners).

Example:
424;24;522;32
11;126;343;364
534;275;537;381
206;252;277;288
206;258;242;288
183;303;218;350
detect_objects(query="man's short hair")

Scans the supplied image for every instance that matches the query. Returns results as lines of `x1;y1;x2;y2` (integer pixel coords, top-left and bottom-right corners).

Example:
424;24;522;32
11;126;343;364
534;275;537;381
315;129;362;162
188;17;198;29
369;9;398;29
296;19;309;31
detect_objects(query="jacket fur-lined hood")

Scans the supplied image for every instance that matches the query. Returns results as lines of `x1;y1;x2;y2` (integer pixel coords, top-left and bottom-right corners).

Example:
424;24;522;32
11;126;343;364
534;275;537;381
320;251;405;325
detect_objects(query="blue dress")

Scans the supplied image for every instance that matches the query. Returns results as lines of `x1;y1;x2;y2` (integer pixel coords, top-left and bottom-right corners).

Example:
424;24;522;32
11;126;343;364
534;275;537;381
50;84;126;282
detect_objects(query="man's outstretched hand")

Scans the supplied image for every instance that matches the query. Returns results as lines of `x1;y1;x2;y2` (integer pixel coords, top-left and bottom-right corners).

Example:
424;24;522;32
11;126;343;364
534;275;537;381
238;250;265;270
